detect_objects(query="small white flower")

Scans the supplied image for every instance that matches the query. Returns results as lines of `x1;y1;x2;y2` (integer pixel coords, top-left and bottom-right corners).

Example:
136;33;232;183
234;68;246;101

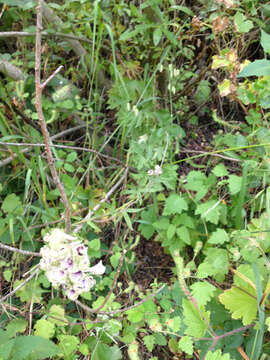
138;134;148;144
159;64;164;72
154;165;162;175
88;261;106;275
173;68;180;77
127;102;131;111
148;165;162;176
40;228;105;301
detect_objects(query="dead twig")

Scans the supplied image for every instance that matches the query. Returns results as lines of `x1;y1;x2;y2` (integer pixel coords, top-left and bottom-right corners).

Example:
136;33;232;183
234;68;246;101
35;0;71;233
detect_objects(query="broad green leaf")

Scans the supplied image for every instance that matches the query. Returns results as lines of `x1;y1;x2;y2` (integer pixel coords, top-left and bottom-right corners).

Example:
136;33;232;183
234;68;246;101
138;206;156;239
163;193;188;215
58;335;79;357
34;319;55;339
64;163;75;172
195;200;220;224
11;336;60;360
153;27;162;46
190;282;216;307
110;252;121;268
92;343;122;360
2;194;23;215
261;29;270;55
154;333;167;346
143;335;155;352
208;229;229;245
228;175;242;195
66;151;77;162
238;59;270;78
182;299;210;337
126;306;144;323
167;223;176;239
219;286;257;325
234;12;253;33
212;164;228;177
48;305;68;326
178;336;193;356
197;248;229;282
0;338;15;360
176;226;190;244
205;349;231;360
195;80;211;104
6;319;27;338
165;316;181;332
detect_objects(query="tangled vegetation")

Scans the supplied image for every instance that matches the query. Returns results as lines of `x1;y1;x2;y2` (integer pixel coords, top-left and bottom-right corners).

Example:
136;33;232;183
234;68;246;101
1;0;270;359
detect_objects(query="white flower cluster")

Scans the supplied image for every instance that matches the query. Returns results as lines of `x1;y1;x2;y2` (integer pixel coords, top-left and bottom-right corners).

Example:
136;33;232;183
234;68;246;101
148;165;162;176
40;229;105;300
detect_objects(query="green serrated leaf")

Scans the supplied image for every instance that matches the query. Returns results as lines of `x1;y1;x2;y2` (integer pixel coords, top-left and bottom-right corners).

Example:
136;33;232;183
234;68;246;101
212;164;228;177
2;193;23;215
143;335;155;352
190;282;216;307
197;248;229;282
205;349;231;360
182;299;210;337
234;12;253;33
126;306;144;323
228;175;242;195
11;336;60;360
58;335;79;357
165;316;181;332
178;336;193;356
176;226;190;244
219;286;257;325
34;319;55;339
6;319;27;338
138;206;156;239
195;200;220;224
208;229;229;245
163;193;188;215
48;305;68;326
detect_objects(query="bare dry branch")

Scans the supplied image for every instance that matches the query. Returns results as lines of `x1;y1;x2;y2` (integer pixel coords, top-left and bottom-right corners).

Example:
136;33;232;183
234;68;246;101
35;0;71;233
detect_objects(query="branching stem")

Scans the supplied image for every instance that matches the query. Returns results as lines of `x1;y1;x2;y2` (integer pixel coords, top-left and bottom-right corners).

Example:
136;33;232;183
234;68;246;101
35;0;71;233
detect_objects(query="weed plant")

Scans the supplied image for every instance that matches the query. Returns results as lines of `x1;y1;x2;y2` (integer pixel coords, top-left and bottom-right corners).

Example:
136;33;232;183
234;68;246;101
1;0;270;359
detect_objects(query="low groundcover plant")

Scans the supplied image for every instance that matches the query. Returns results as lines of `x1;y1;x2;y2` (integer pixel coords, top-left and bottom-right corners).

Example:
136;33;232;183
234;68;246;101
40;228;105;300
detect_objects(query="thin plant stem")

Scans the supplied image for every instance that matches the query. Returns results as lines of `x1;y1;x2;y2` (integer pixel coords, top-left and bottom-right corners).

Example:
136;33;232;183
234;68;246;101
0;242;41;257
74;284;165;315
91;250;127;313
35;0;71;233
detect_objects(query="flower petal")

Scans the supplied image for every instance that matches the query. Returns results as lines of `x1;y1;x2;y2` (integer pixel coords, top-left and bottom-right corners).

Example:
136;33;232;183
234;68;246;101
88;261;106;275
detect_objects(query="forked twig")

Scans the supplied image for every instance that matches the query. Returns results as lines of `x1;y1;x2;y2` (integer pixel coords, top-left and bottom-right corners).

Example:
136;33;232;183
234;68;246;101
35;0;71;233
